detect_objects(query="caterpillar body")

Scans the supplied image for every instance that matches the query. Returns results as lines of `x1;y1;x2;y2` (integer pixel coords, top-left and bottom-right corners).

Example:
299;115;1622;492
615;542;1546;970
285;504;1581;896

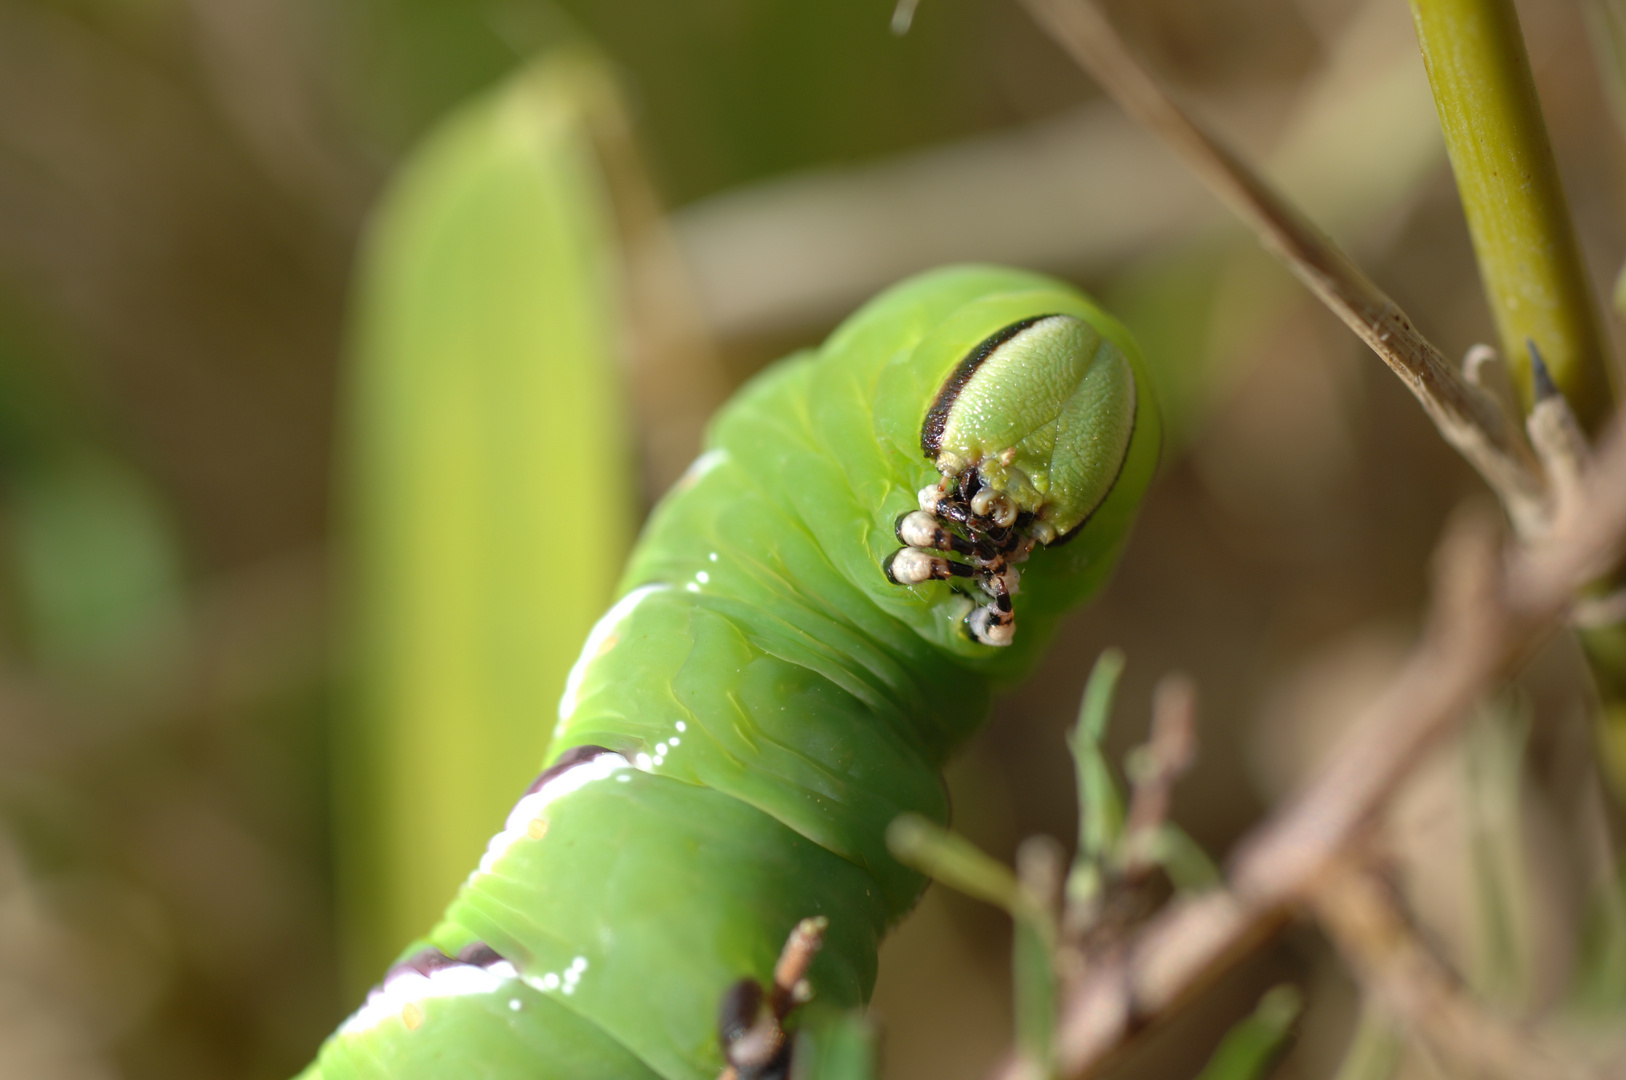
299;264;1161;1079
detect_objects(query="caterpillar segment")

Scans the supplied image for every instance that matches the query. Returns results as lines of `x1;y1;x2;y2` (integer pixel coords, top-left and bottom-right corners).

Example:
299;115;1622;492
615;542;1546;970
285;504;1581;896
299;266;1160;1079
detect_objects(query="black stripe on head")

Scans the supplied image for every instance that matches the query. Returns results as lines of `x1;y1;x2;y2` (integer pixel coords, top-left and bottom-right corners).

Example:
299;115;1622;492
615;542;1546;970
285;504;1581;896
523;744;616;795
921;315;1056;459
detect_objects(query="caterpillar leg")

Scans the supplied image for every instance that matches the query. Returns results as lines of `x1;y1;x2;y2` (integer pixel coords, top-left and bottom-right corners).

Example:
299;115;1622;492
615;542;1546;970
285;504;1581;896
886;473;1031;647
717;916;828;1080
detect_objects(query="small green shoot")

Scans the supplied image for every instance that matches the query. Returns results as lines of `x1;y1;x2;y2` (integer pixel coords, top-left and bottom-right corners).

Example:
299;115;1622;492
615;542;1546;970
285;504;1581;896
1571;863;1626;1016
889;650;1223;1079
887;814;1028;914
1135;824;1221;893
1067;648;1127;912
1013;838;1064;1076
1462;696;1532;1007
1192;985;1302;1080
886;816;1058;1075
1569;774;1626;1017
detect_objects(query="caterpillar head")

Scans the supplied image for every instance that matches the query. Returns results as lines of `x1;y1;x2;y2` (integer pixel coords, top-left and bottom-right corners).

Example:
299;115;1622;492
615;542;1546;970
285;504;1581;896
886;312;1138;647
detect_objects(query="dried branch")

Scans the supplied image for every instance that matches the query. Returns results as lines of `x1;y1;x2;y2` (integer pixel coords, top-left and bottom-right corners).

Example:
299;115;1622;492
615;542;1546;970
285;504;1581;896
1016;0;1551;536
982;7;1626;1075
1309;852;1605;1080
1005;422;1626;1080
1122;675;1197;879
718;917;829;1080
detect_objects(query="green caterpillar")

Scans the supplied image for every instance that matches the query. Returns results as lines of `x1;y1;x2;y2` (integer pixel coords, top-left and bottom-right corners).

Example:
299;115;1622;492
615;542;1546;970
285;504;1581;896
299;264;1161;1079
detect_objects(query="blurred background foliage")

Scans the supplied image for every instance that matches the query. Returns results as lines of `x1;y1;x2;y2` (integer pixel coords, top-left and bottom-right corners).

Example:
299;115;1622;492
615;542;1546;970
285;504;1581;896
0;1;1623;1079
333;48;645;993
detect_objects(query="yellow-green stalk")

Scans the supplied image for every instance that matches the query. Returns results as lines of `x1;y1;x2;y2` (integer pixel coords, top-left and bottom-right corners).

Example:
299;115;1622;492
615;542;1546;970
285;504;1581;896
1411;0;1626;797
1410;0;1616;430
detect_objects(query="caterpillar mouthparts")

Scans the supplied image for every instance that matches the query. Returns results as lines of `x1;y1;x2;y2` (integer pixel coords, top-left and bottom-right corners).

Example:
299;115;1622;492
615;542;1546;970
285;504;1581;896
885;470;1037;647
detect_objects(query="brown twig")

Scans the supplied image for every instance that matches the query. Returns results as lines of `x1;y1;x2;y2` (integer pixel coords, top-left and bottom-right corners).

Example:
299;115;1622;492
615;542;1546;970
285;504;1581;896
982;7;1626;1075
718;917;829;1080
992;421;1626;1080
771;915;829;1011
1309;852;1604;1080
1016;0;1550;537
554;51;730;498
1122;675;1197;880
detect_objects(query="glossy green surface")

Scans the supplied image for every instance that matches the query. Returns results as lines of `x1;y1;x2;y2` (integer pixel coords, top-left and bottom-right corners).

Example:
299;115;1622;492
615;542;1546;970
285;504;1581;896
303;265;1160;1078
930;313;1136;538
312;981;662;1080
1410;0;1615;428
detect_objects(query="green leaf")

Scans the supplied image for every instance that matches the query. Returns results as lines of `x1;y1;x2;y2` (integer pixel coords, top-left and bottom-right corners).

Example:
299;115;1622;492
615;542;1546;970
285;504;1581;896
1139;823;1222;893
1012;916;1057;1077
335;49;641;987
8;453;184;690
1067;649;1126;906
888;813;1059;1076
1462;696;1532;1006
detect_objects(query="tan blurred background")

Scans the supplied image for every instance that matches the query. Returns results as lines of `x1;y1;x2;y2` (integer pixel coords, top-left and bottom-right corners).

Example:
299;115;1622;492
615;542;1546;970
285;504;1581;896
0;0;1621;1078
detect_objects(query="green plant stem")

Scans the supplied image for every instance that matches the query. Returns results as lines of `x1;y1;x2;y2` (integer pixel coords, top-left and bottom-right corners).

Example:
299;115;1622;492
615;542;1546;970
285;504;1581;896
1070;649;1125;865
1412;0;1626;802
886;815;1061;1074
1192;986;1302;1080
1410;0;1617;431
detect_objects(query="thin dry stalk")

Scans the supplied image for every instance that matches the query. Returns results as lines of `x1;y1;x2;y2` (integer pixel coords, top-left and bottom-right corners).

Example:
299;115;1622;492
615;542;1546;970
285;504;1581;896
1122;675;1197;879
1016;0;1550;536
1310;853;1601;1080
984;8;1626;1075
992;422;1626;1080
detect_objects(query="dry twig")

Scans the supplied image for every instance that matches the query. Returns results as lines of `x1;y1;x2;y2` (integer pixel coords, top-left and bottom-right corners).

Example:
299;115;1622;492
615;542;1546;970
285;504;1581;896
718;917;830;1080
1016;0;1550;536
1309;853;1604;1080
988;422;1626;1080
1122;675;1197;880
979;6;1626;1076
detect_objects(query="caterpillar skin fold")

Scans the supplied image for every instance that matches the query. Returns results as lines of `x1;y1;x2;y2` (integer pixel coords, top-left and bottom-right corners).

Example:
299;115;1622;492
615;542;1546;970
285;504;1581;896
299;265;1161;1079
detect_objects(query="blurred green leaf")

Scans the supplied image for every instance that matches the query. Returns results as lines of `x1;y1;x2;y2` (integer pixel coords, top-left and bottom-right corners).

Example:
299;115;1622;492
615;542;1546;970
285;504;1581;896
1012;915;1057;1078
336;47;640;986
1462;695;1532;1006
1571;862;1626;1016
1138;823;1222;893
887;813;1059;1076
1193;984;1302;1080
0;305;186;696
7;453;185;687
1067;648;1125;908
1330;1002;1403;1080
1585;0;1626;144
